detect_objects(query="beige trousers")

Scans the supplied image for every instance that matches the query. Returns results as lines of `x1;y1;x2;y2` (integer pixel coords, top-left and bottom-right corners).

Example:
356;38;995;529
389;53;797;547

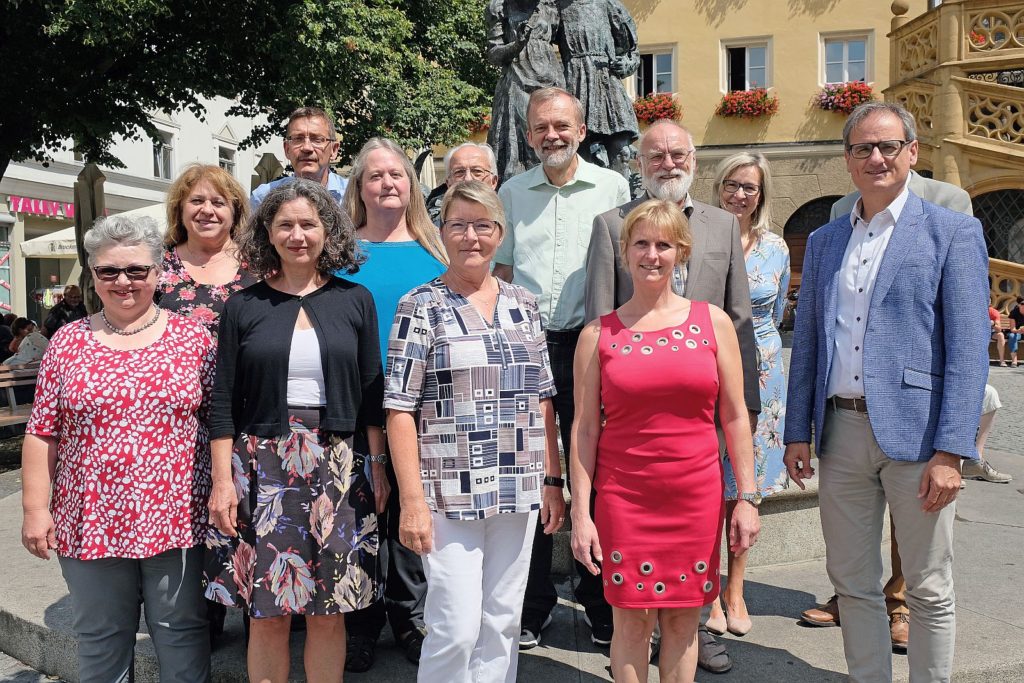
818;406;956;683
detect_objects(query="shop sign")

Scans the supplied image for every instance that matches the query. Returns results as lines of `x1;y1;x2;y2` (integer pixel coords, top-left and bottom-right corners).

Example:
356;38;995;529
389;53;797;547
7;195;76;218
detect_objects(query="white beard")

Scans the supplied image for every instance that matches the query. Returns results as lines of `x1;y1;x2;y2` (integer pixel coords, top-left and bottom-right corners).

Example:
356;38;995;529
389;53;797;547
642;168;694;203
540;140;579;168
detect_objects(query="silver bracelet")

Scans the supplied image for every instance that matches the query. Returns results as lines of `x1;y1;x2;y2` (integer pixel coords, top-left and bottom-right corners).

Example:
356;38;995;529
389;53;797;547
366;454;389;464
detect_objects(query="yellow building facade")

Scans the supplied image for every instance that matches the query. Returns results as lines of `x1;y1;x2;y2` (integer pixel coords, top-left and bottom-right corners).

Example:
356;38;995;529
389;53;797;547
625;0;928;275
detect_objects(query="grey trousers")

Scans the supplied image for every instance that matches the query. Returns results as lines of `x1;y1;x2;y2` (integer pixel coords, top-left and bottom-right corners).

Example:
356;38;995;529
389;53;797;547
818;406;956;683
59;546;210;683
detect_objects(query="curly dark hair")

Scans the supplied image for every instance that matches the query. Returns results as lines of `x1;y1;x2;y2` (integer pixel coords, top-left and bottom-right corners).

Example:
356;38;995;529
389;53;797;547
238;179;364;279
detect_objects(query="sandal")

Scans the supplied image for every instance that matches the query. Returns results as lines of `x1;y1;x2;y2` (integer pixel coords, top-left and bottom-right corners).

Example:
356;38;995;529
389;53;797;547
398;627;427;664
345;633;377;673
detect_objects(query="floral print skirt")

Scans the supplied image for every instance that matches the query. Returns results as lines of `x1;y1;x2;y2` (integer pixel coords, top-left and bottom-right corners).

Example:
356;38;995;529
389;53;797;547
203;408;381;617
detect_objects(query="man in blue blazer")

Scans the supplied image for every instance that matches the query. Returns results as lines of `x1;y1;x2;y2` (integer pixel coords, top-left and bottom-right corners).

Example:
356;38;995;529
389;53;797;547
783;102;989;683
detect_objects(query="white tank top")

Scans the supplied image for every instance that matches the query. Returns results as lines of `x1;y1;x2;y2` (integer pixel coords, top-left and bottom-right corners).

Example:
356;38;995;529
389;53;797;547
286;327;326;406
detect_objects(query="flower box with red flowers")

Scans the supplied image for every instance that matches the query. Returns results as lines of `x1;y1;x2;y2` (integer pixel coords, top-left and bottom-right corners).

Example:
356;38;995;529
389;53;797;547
715;88;779;119
633;92;682;124
813;81;875;115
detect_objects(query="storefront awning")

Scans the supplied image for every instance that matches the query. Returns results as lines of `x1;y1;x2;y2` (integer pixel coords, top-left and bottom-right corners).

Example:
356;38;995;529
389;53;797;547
19;204;167;259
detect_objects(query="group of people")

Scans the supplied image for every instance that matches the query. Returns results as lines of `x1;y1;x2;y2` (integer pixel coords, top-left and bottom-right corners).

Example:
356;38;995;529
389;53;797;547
18;93;992;683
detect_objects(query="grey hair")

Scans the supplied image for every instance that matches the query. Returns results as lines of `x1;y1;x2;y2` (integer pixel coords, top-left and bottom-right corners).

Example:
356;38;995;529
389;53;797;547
712;152;775;237
443;142;498;177
440;180;506;232
238;178;363;279
527;87;586;128
842;102;917;147
84;214;165;266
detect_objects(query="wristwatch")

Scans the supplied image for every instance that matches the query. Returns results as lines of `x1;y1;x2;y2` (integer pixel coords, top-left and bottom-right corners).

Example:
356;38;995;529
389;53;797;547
543;475;565;488
738;492;762;506
366;454;389;464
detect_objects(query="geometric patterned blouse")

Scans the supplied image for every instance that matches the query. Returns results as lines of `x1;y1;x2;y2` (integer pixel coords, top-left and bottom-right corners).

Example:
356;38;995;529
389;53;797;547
384;277;556;520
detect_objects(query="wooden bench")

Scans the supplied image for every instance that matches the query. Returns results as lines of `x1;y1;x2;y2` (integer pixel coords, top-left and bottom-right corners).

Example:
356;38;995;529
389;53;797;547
0;365;39;428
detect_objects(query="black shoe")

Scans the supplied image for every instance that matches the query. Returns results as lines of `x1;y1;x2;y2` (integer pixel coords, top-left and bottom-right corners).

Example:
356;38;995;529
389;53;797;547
582;613;613;646
696;626;732;674
398;627;427;664
519;614;553;650
345;633;377;673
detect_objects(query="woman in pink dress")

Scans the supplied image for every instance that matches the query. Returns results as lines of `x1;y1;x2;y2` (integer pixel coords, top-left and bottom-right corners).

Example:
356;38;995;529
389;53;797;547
570;199;760;683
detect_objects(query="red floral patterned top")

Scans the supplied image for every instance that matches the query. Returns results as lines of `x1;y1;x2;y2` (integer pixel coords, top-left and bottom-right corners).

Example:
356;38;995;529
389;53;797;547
26;315;217;560
157;247;257;339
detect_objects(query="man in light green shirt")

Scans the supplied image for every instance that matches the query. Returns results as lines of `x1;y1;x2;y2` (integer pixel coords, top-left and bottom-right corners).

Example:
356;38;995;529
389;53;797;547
493;86;630;651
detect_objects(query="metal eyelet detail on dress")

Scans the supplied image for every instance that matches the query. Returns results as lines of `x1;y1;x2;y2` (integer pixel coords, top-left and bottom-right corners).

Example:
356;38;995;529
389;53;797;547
702;339;710;346
685;339;698;349
703;580;714;593
635;582;645;591
671;345;679;351
695;560;708;574
611;572;624;585
657;337;668;346
689;324;701;334
671;329;684;339
641;346;653;355
610;550;623;564
639;561;654;576
632;332;644;342
654;582;666;594
621;345;633;355
679;573;687;582
610;342;618;349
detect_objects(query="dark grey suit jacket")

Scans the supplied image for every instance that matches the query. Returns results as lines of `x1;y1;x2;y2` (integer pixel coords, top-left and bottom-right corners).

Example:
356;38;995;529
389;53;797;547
585;196;761;414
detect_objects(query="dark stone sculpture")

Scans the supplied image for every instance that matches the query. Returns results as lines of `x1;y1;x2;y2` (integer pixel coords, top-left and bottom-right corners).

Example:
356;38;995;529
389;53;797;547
557;0;640;174
485;0;565;182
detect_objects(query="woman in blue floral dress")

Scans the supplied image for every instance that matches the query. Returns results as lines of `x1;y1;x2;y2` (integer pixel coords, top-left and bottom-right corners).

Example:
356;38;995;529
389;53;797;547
707;153;790;636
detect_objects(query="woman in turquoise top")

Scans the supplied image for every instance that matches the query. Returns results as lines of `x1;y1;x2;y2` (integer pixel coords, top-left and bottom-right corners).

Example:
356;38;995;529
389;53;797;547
707;152;791;638
338;137;447;673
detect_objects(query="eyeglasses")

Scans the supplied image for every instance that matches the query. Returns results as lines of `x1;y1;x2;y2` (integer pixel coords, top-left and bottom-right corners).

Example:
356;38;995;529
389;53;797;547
284;135;335;149
448;167;493;181
92;264;157;281
722;180;761;196
442;219;500;236
642;150;695;167
846;139;911;159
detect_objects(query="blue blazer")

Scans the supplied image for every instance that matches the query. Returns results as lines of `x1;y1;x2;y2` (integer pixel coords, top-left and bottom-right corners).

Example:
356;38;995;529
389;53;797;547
783;192;990;462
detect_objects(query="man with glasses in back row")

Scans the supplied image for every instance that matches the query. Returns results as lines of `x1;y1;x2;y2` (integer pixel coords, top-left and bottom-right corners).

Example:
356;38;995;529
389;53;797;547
785;101;989;683
250;106;347;209
425;142;499;225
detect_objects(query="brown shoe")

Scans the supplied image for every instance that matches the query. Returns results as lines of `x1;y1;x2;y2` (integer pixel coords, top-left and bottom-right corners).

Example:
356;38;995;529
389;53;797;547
890;612;909;651
800;595;840;627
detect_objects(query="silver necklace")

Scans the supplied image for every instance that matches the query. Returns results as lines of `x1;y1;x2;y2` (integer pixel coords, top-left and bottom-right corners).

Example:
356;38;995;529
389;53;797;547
100;307;161;336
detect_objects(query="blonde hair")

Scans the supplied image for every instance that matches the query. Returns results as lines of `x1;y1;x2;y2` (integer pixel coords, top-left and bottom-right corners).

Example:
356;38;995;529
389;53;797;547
343;137;447;265
164;164;250;246
620;200;692;265
440;180;506;232
712;152;774;237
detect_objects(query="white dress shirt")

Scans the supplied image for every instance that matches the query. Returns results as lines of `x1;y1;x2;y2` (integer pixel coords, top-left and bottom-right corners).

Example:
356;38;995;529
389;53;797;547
827;184;910;399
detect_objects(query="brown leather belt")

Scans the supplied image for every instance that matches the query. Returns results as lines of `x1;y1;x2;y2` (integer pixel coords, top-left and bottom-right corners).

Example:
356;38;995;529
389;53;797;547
829;396;868;413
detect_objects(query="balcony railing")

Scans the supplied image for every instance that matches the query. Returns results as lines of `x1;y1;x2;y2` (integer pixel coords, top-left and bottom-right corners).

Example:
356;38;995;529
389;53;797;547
989;257;1024;310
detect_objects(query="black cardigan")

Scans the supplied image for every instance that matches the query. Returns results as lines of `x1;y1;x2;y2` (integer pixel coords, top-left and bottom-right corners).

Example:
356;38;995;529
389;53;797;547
209;277;385;440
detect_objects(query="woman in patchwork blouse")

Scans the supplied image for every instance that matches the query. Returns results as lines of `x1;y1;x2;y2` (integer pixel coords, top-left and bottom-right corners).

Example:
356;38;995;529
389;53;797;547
384;181;565;683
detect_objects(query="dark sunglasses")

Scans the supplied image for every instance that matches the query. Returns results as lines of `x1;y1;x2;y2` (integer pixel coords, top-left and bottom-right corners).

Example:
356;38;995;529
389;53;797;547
92;264;157;281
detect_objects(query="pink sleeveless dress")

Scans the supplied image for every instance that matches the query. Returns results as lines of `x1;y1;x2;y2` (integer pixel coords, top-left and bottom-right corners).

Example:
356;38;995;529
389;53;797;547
595;301;725;608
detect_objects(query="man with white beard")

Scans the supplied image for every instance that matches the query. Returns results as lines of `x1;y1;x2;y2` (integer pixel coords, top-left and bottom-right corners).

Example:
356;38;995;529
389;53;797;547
583;119;759;674
493;87;630;651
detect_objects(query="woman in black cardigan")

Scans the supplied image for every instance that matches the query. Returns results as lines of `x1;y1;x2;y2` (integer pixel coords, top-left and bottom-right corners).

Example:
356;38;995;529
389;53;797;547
205;179;388;683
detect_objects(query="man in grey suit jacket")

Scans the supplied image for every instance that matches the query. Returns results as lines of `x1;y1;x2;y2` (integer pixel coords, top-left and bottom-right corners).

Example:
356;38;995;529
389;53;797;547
784;102;989;683
584;120;759;674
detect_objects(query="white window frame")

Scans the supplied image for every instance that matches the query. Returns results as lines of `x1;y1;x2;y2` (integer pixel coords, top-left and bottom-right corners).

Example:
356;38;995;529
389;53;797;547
635;47;675;98
218;145;237;177
820;31;874;85
152;129;175;180
721;37;773;92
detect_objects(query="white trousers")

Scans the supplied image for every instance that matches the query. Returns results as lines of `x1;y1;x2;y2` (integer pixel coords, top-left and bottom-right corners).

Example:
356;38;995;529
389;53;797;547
418;510;538;683
819;407;956;683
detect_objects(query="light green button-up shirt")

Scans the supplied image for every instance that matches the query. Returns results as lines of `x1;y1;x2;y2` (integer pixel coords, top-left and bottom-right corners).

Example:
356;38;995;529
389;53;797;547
495;157;631;330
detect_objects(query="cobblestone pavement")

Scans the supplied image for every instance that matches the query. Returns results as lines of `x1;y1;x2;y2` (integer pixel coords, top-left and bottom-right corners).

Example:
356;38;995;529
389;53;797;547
983;365;1024;456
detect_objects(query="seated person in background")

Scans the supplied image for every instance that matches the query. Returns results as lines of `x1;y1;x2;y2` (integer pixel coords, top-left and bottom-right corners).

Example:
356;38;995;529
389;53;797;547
1007;297;1024;368
990;305;1007;366
2;324;50;367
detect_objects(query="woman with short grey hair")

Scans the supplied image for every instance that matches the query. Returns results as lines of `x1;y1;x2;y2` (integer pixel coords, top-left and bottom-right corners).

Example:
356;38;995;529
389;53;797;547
21;213;217;682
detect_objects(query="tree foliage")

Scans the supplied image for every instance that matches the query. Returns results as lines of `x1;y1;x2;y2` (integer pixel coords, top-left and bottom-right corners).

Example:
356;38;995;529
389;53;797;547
0;0;497;180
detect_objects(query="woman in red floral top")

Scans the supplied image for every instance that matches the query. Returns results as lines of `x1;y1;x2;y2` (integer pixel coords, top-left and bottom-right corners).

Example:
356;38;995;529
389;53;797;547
158;164;257;338
21;214;217;682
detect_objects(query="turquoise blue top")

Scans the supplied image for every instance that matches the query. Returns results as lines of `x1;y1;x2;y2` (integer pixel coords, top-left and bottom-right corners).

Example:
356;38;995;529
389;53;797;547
341;240;447;361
